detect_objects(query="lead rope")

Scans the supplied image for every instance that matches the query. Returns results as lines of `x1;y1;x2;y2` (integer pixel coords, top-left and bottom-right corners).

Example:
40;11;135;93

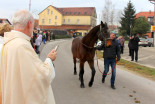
96;51;117;75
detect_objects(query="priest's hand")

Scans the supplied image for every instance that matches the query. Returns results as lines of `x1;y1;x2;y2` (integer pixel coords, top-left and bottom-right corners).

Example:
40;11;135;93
48;49;57;61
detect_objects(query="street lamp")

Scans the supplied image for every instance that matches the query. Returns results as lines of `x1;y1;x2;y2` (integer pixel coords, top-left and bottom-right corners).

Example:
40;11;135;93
29;0;31;11
149;0;155;47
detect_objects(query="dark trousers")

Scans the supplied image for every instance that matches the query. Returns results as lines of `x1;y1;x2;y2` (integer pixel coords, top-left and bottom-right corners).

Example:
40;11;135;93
131;49;138;61
129;48;132;56
121;46;124;54
35;45;39;54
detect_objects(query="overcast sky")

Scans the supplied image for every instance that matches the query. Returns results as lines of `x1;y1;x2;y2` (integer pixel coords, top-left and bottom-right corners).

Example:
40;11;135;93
0;0;154;24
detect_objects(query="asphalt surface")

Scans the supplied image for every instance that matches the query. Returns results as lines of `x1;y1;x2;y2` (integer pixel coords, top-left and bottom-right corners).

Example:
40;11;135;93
39;39;155;104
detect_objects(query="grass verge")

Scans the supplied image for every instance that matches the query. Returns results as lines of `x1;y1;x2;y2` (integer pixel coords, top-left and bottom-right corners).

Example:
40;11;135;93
96;51;155;81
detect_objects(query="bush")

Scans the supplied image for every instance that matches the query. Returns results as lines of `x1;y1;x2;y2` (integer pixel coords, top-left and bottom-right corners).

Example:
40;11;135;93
51;34;72;39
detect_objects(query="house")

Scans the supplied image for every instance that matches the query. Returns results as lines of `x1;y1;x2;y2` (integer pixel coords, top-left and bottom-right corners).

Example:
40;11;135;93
38;5;97;36
136;11;154;38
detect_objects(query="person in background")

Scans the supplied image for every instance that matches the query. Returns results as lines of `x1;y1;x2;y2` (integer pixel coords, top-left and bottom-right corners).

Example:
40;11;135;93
42;31;46;44
48;31;51;41
0;23;13;104
46;30;48;41
119;36;125;54
35;31;42;54
0;10;57;104
130;33;140;62
94;33;120;89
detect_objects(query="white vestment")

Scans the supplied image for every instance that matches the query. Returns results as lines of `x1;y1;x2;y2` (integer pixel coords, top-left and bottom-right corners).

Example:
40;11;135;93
0;30;56;104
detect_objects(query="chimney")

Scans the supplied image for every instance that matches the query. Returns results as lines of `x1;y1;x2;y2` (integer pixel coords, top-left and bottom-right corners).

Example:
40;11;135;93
149;10;151;14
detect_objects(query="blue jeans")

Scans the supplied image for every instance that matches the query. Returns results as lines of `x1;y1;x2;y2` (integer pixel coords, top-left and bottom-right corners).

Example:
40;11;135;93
103;59;116;85
43;39;46;44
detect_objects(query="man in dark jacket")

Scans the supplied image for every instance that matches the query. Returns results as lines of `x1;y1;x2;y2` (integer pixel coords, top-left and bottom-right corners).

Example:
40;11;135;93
130;33;140;62
95;33;120;89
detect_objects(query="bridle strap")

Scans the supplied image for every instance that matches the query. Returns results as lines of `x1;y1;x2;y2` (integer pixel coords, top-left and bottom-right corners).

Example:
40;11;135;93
81;42;94;49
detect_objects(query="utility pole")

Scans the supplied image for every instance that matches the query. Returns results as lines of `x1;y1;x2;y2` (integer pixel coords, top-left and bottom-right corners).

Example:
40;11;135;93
149;0;155;47
29;0;31;11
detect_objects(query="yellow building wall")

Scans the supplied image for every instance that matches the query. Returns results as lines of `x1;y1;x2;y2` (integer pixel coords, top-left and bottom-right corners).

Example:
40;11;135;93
62;16;91;25
39;6;62;26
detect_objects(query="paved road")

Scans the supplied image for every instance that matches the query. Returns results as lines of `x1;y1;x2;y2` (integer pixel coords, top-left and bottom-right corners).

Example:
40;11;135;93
40;39;155;104
121;44;155;68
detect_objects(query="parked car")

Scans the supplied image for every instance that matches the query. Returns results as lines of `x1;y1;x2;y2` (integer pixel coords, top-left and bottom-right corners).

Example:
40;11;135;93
139;38;153;47
148;38;153;47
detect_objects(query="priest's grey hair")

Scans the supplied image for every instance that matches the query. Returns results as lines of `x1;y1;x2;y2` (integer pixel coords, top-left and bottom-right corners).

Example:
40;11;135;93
12;10;34;30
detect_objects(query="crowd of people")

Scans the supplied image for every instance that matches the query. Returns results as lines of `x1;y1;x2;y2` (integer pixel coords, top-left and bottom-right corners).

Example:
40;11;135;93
31;29;55;54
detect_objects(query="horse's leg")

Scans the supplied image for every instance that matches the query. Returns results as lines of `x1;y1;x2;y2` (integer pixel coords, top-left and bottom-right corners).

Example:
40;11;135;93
79;61;85;88
88;60;96;87
73;57;77;75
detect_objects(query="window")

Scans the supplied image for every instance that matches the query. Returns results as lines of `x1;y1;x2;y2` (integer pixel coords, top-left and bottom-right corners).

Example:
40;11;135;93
49;19;51;24
51;11;53;15
74;12;76;15
42;19;45;24
55;16;57;19
84;12;87;15
77;19;80;24
68;19;70;23
47;9;50;15
148;17;153;22
63;19;65;23
55;22;57;26
78;12;80;15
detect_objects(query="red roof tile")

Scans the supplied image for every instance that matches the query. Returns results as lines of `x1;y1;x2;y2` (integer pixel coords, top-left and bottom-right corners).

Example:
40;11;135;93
39;5;95;16
136;11;154;19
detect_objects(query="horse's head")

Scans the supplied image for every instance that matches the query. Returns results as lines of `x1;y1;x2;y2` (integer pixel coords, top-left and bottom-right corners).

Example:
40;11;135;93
98;21;112;47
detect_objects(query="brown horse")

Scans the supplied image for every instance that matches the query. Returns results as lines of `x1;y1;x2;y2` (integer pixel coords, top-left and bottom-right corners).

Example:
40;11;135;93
71;21;110;88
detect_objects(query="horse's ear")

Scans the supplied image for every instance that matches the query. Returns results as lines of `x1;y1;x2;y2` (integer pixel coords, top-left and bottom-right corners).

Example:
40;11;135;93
101;21;104;26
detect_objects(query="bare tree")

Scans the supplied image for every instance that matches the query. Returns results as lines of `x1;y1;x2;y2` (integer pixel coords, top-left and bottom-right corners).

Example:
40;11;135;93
101;0;123;31
102;0;112;24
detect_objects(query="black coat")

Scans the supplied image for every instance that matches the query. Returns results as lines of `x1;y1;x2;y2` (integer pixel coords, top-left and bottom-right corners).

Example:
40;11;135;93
97;39;120;60
130;37;140;50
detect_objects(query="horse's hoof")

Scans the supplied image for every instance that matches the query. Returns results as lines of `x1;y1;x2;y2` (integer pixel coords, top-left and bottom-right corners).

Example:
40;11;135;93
88;82;93;87
80;84;85;88
74;72;77;75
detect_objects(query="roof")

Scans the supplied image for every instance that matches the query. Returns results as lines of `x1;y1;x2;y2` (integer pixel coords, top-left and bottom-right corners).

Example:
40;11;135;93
136;11;154;19
39;5;96;16
39;25;91;30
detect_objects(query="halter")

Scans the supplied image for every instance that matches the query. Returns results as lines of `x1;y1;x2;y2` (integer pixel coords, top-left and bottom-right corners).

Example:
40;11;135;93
81;24;108;49
98;25;107;46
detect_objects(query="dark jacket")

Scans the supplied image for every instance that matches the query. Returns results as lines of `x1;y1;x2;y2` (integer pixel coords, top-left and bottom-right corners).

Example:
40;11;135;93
130;37;140;50
96;39;120;60
128;39;132;49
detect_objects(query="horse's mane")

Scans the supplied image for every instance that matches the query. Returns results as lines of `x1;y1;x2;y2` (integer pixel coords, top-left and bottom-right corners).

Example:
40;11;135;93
82;25;100;43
